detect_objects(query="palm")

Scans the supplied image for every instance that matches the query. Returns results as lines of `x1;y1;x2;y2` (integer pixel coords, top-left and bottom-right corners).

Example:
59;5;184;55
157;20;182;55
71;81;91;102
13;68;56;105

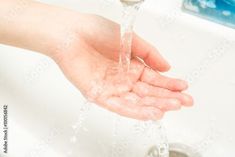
55;14;193;120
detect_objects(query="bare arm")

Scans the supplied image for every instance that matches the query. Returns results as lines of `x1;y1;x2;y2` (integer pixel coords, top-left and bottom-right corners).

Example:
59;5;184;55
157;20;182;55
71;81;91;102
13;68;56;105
0;0;193;120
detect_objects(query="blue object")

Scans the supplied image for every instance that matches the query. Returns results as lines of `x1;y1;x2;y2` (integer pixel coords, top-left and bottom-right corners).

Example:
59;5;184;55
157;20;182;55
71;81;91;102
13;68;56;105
182;0;235;29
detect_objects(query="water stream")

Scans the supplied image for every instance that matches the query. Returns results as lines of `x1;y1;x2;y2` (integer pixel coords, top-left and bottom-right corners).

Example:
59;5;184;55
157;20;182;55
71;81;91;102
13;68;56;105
119;1;143;72
119;1;169;157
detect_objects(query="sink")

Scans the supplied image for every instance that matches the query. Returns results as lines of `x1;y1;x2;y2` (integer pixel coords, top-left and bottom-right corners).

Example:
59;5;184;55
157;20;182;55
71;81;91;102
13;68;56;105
0;0;235;156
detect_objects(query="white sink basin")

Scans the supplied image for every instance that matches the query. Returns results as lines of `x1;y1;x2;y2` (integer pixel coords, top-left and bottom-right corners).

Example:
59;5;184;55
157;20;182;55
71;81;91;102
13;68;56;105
0;0;235;156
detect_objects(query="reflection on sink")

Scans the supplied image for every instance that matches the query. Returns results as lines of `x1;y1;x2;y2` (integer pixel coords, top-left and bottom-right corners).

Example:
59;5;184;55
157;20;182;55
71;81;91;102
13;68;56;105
183;0;235;29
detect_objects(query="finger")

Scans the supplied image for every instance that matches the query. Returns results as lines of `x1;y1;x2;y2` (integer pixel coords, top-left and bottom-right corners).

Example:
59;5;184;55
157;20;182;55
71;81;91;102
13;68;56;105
141;67;188;91
102;96;164;121
121;92;181;111
133;82;193;106
127;59;145;82
132;34;171;72
141;97;181;111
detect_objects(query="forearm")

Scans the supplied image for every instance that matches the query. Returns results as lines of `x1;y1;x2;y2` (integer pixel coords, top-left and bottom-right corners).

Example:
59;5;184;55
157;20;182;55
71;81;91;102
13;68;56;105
0;0;80;58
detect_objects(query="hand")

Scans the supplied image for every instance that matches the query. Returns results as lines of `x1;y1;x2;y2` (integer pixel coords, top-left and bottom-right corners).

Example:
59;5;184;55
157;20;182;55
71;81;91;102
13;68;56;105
53;13;193;120
0;1;193;120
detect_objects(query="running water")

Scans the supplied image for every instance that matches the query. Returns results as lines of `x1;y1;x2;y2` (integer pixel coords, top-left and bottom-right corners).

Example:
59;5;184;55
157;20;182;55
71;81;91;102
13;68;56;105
119;1;169;157
119;0;144;72
146;121;169;157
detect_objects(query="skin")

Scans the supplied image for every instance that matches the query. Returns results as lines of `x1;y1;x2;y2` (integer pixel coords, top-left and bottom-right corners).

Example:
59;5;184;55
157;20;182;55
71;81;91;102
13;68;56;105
0;0;193;120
